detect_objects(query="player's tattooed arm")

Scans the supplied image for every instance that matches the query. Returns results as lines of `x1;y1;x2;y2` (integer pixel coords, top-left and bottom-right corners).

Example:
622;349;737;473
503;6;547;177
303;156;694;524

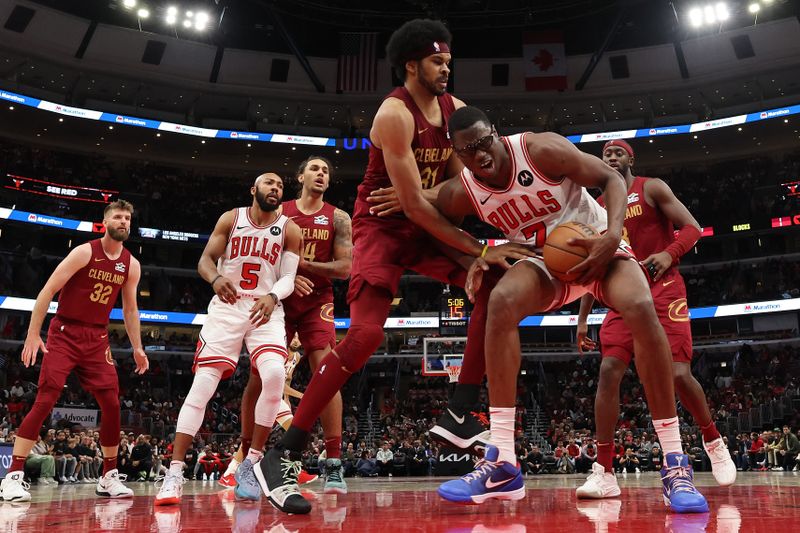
299;208;352;280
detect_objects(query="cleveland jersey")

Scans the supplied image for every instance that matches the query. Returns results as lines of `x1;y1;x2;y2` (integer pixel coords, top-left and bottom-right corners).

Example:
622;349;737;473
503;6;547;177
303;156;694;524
282;200;336;293
460;133;607;252
599;176;680;278
219;207;289;296
57;239;131;326
354;87;456;221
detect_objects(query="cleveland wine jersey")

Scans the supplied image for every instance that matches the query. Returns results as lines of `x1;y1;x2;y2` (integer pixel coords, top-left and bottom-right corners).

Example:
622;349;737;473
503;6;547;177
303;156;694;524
460;133;607;252
219;207;289;296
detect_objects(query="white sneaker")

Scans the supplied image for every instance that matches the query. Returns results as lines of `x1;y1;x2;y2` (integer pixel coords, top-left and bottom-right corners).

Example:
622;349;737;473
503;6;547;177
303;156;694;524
154;506;182;533
0;500;31;531
703;437;737;486
94;498;134;530
1;471;31;502
576;462;621;499
96;469;134;498
155;470;185;506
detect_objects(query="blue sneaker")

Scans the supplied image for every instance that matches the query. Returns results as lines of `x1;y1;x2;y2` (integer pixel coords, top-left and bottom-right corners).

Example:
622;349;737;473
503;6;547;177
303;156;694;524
437;444;525;504
660;453;708;513
234;458;261;502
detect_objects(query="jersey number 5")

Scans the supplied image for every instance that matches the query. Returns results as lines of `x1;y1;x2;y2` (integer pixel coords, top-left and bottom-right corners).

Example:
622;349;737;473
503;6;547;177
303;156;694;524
521;221;547;248
240;263;261;290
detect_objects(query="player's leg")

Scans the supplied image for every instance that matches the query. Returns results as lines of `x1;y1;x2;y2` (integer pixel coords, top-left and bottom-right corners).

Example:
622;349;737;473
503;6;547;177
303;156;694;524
439;261;553;504
234;331;286;502
219;369;260;488
577;353;627;499
256;282;393;514
2;321;75;502
600;259;707;513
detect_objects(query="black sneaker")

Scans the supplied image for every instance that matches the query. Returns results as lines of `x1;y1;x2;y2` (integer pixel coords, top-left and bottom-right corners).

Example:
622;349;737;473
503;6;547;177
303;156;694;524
429;407;490;455
253;446;311;515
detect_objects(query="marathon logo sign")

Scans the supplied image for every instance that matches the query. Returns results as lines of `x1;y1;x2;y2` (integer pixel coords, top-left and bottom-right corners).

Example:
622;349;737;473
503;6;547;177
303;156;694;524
140;312;170;321
689;114;747;132
743;303;781;313
158;122;218;137
759;108;790;120
580;130;637;143
51;407;99;427
229;131;260;140
648;127;679;135
38;101;103;120
0;91;26;103
114;115;148;127
270;134;329;146
4;174;118;204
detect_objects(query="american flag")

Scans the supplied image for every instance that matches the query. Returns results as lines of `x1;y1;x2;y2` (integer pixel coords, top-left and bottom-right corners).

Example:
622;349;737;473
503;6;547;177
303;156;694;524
337;32;378;93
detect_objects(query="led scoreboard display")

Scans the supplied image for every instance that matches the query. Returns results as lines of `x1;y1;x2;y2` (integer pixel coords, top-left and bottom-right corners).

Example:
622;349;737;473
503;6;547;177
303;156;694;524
440;295;470;335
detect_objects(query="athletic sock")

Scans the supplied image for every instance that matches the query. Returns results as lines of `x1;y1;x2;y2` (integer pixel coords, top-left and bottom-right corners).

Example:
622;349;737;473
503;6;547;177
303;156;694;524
596;442;613;472
700;421;721;443
246;448;264;464
10;455;26;473
102;456;118;476
489;407;516;464
169;460;183;476
653;417;682;456
325;436;342;459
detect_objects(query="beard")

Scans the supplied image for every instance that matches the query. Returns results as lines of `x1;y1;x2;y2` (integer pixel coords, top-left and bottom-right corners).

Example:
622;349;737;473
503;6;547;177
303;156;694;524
255;190;280;212
107;227;129;242
418;70;447;96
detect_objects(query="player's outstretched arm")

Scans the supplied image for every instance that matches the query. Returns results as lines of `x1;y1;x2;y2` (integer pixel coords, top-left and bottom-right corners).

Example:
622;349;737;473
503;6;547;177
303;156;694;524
198;210;237;305
299;208;352;280
642;179;702;281
21;243;92;367
121;257;148;375
528;133;627;284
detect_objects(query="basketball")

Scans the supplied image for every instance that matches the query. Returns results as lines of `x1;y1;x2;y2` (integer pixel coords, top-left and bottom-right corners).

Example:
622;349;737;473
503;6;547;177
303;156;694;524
542;222;600;283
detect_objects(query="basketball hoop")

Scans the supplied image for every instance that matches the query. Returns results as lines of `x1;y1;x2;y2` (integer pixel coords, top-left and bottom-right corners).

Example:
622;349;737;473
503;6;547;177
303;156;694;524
446;365;462;384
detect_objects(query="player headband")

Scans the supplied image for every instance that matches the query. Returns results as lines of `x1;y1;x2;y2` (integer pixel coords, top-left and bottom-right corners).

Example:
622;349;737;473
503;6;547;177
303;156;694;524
407;41;451;61
603;140;634;158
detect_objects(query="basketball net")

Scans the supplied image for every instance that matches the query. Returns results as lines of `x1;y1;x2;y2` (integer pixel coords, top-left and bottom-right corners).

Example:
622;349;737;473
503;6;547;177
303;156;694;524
446;365;462;384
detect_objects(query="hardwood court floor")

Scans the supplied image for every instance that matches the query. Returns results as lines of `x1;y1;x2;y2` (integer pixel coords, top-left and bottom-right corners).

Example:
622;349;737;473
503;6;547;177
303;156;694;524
1;471;797;532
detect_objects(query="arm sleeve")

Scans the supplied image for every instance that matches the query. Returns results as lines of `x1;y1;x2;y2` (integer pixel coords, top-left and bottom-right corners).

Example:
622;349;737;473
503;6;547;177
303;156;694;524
664;225;702;263
269;251;300;301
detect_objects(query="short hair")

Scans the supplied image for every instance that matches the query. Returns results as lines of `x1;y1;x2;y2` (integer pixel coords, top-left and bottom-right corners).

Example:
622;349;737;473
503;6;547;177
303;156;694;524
104;199;134;218
386;19;452;81
295;155;334;181
448;106;492;140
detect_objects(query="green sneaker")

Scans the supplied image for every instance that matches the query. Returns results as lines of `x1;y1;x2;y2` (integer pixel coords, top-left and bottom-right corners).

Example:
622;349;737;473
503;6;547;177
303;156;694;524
323;458;348;494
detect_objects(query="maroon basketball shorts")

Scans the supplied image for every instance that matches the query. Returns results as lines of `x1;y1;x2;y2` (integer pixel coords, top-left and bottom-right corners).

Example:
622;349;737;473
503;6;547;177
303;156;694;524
39;315;119;393
283;290;336;353
347;214;465;302
600;272;693;365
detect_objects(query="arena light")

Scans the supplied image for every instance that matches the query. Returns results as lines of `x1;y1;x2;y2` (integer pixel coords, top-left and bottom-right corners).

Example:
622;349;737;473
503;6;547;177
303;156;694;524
123;0;136;8
704;5;717;24
688;7;704;27
748;3;760;13
715;2;729;21
137;8;150;19
165;6;178;24
182;19;192;28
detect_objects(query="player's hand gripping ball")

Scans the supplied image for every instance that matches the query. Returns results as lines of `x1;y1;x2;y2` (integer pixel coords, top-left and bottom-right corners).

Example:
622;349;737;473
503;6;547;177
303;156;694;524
543;221;600;283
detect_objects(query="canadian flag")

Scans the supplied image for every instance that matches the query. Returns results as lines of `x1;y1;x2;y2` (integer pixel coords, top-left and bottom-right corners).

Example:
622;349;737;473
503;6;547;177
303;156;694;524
523;30;567;91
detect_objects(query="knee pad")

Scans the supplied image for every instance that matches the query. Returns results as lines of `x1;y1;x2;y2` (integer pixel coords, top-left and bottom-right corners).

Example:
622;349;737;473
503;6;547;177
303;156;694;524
336;324;385;373
176;367;223;435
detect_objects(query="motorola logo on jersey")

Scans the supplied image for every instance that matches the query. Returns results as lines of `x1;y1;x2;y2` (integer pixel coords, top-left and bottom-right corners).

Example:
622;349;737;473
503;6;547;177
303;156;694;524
270;226;282;236
517;170;534;187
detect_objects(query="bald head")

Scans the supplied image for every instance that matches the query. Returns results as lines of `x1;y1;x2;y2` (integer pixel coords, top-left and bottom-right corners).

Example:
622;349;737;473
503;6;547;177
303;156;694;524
254;172;282;187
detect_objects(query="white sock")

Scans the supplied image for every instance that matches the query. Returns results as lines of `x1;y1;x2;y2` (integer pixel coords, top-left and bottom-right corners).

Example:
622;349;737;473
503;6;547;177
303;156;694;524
169;461;183;476
489;407;516;464
246;448;264;464
653;417;682;456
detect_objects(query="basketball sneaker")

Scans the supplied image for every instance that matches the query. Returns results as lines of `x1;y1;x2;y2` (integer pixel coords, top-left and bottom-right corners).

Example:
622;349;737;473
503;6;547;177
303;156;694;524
429;407;490;455
154;470;186;506
660;453;708;513
96;469;134;498
233;458;261;502
232;502;261;533
94;498;133;530
0;471;31;502
576;499;622;530
153;506;181;533
702;437;736;486
576;462;621;499
437;444;525;504
664;512;710;533
219;458;240;488
253;445;312;514
322;458;348;494
297;469;318;485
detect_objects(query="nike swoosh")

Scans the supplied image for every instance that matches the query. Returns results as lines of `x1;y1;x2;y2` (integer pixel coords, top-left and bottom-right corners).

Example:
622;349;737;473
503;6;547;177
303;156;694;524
94;258;104;262
418;128;429;135
662;279;675;286
659;420;677;427
479;195;492;205
100;334;108;339
448;409;465;424
236;226;247;230
485;477;514;489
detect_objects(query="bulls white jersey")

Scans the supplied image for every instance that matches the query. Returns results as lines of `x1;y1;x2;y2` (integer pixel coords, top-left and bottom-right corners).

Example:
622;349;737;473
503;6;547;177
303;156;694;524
218;207;289;296
460;133;607;252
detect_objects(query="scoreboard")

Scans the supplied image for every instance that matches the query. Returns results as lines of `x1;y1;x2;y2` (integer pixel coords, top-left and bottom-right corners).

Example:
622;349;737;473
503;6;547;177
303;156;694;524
440;294;469;335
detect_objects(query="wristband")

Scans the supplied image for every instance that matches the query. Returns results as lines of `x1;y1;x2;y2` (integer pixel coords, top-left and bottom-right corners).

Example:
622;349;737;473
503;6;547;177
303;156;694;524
268;293;279;304
210;274;222;287
480;245;488;258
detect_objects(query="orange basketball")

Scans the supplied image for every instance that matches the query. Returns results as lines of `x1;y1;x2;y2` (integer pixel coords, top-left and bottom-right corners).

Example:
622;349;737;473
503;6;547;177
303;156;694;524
543;221;600;283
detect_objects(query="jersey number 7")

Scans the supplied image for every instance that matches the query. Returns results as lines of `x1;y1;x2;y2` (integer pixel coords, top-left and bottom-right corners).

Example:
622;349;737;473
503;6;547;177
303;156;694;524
521;221;547;248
